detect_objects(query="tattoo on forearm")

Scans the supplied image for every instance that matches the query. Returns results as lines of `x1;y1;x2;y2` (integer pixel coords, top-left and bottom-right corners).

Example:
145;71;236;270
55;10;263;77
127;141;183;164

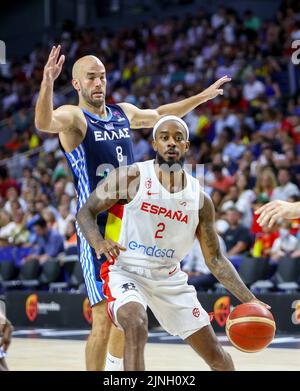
208;255;254;303
198;193;254;303
77;207;103;249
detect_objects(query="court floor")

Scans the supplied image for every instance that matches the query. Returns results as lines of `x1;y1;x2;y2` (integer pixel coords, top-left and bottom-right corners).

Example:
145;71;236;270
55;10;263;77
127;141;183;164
5;329;300;371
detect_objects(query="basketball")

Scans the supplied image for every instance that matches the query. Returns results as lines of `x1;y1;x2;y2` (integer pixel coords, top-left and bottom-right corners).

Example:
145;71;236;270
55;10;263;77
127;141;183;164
226;303;276;353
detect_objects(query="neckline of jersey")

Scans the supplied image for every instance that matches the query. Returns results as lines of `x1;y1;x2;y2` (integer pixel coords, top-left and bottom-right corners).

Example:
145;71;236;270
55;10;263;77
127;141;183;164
82;106;113;122
149;159;190;196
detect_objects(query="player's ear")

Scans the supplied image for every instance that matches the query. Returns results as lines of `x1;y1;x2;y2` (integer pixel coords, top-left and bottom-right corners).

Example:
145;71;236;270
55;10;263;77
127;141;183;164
185;141;190;152
152;139;157;152
72;79;80;92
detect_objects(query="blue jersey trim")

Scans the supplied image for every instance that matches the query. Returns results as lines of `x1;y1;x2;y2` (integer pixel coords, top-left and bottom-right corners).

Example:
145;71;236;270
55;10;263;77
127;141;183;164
82;106;113;122
65;145;104;304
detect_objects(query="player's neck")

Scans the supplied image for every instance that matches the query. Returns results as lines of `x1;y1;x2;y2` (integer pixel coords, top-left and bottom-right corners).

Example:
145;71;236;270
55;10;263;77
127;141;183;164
79;100;107;118
154;161;185;193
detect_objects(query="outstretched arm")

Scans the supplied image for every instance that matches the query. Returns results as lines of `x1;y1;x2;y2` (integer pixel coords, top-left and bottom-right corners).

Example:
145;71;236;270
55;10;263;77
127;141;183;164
197;193;269;307
119;76;231;128
255;200;300;228
35;45;83;134
77;165;139;260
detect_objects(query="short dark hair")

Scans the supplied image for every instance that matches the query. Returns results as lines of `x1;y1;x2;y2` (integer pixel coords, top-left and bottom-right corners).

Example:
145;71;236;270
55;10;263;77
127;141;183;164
212;164;223;173
33;216;47;229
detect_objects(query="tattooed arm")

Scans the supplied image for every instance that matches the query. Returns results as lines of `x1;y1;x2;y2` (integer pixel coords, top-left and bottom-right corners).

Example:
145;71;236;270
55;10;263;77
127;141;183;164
196;193;269;307
77;164;140;261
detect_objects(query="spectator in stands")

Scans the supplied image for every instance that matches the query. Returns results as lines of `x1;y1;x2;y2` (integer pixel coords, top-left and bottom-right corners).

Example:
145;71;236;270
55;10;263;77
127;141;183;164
210;188;225;214
243;73;265;102
64;219;77;249
10;209;30;246
270;221;298;267
132;131;151;162
0;166;19;199
271;168;300;201
235;172;256;228
254;167;277;200
0;211;16;247
210;164;235;193
4;186;27;214
222;207;253;268
23;216;64;264
252;225;279;259
57;204;74;236
41;208;58;230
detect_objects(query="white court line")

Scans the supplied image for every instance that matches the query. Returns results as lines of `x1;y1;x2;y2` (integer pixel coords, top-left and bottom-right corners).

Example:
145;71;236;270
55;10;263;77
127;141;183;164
13;329;55;335
41;330;90;337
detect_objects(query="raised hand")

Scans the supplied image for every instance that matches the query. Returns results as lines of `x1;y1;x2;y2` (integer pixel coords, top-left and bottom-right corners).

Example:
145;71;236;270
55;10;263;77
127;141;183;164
94;239;127;263
43;45;65;83
204;75;232;100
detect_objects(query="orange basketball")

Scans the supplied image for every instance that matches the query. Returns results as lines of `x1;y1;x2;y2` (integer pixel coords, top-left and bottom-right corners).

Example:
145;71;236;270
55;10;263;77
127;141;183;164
225;302;276;353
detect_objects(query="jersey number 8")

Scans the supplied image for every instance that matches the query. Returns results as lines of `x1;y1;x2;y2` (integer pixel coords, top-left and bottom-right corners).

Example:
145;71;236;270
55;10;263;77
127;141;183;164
116;146;124;163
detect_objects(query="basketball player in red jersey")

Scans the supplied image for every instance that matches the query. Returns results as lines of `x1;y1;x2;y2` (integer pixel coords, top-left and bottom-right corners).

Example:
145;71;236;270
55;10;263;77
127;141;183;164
77;116;269;371
35;45;230;371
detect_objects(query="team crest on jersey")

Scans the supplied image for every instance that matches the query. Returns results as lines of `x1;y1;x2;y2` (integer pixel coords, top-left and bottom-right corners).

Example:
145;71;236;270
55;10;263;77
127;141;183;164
104;123;114;131
145;178;152;189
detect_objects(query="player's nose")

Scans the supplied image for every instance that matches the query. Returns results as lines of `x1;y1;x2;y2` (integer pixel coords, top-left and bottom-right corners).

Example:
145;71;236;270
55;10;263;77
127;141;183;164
94;77;102;87
167;137;176;147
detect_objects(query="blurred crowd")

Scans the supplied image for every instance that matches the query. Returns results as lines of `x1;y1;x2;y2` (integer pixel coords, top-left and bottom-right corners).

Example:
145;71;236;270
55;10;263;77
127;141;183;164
0;0;300;289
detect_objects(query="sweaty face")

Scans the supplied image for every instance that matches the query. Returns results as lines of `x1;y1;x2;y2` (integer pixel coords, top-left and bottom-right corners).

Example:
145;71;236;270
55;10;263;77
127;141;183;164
75;60;107;108
153;121;189;169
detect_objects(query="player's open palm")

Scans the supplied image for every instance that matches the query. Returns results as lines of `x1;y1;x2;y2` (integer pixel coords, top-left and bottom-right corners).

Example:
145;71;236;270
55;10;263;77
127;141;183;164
43;45;65;83
94;239;126;262
204;75;232;100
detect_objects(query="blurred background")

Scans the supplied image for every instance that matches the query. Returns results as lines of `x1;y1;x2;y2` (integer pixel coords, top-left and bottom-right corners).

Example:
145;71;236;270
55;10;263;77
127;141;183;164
0;0;300;333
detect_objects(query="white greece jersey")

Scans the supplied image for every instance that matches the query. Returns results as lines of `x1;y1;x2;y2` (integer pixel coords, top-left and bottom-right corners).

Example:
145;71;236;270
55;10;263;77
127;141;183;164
116;159;202;269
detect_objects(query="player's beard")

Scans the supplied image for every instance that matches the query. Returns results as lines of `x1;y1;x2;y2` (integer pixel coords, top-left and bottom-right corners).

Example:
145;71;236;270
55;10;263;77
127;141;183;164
80;83;104;108
156;152;185;172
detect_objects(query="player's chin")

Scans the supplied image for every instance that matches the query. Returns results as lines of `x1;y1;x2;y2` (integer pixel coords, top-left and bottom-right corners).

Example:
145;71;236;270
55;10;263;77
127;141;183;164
164;157;183;169
91;97;104;107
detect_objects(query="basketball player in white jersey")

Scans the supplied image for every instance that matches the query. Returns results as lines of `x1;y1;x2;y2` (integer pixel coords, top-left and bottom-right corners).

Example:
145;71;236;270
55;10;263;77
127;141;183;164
77;116;269;370
35;45;231;371
0;311;13;371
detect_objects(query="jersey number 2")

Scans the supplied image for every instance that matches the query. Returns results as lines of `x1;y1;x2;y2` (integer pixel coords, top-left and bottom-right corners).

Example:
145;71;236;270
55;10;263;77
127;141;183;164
155;223;166;239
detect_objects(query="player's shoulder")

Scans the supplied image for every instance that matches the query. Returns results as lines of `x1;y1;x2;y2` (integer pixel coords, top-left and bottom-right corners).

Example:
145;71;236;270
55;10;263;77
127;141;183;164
116;102;135;120
198;187;213;211
54;104;81;113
